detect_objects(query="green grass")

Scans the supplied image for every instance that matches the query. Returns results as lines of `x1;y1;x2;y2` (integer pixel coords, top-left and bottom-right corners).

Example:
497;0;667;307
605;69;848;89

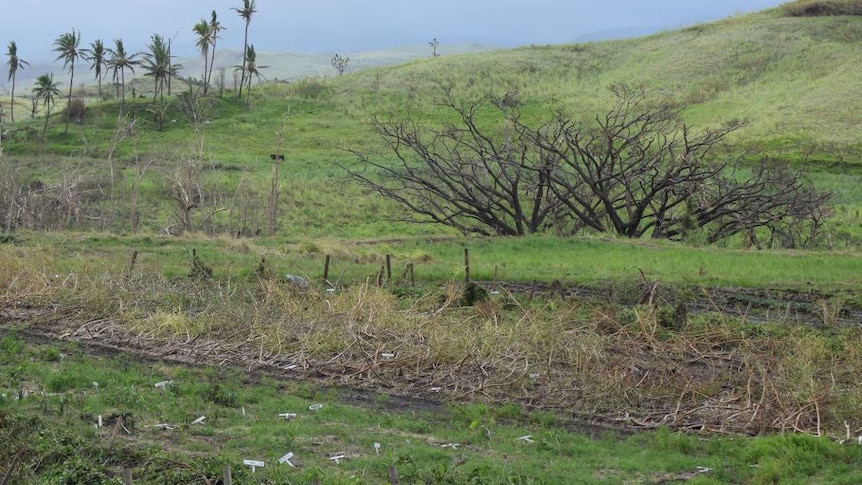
3;335;862;484
5;231;860;293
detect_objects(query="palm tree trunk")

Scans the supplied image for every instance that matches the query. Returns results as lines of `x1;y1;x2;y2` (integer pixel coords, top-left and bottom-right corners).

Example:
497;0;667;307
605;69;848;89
239;24;249;97
42;106;50;136
208;39;217;96
202;51;209;95
65;65;74;134
9;76;15;122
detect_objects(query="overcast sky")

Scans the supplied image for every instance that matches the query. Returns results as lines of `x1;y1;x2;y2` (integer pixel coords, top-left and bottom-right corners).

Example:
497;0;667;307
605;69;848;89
1;0;786;63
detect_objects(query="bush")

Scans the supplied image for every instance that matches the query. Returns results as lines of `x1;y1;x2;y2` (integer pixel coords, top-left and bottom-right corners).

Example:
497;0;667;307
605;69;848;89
783;0;862;17
64;98;86;123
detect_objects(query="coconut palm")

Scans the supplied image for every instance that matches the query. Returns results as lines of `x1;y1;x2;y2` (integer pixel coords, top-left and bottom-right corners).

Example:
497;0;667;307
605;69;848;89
53;29;81;133
5;40;30;122
107;39;141;111
232;0;257;98
207;10;225;94
81;39;108;99
234;44;267;107
192;18;212;93
143;34;181;102
32;73;61;136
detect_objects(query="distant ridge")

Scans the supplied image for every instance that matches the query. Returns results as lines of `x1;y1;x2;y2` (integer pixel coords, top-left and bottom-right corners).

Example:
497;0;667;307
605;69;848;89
0;43;500;92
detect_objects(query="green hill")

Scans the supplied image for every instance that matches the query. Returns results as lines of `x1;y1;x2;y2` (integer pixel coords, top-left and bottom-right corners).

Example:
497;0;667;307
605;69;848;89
1;0;861;240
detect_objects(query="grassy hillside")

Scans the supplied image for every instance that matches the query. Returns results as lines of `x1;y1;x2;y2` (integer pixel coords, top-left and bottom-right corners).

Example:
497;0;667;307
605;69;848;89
1;1;861;243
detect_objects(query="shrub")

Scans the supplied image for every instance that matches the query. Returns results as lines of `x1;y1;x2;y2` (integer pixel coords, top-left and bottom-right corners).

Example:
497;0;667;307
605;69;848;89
783;0;862;17
64;98;86;123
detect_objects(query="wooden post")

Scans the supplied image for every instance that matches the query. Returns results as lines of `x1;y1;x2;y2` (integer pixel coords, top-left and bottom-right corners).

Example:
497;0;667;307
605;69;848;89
129;250;138;272
223;465;232;485
464;248;470;283
123;467;133;485
386;254;392;283
389;465;401;485
408;263;415;287
493;265;498;291
312;479;322;485
323;254;331;283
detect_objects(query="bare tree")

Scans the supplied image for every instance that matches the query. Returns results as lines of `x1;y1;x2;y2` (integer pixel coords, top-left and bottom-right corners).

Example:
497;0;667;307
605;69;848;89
527;85;830;245
331;53;349;76
429;38;440;57
347;86;831;246
345;89;558;236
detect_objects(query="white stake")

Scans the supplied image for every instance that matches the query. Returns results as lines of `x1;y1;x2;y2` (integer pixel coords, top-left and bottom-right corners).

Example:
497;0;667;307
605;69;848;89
243;459;265;474
278;452;295;467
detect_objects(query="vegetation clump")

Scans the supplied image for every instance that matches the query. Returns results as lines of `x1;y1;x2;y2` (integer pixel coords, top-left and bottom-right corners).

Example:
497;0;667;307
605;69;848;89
784;0;862;17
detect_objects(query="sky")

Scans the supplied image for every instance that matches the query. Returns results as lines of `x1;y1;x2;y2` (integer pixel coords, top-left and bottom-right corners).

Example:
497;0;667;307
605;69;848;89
1;0;787;63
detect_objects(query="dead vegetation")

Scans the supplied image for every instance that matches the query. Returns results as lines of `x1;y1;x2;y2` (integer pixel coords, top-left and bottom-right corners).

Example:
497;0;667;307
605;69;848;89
3;259;862;440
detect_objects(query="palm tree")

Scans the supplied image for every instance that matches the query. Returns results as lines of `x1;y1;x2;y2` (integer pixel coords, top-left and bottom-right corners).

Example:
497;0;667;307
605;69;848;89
235;44;267;107
232;0;257;98
107;39;140;111
53;29;81;134
32;73;61;136
207;10;225;95
5;41;30;122
143;34;181;102
193;19;212;93
81;39;107;99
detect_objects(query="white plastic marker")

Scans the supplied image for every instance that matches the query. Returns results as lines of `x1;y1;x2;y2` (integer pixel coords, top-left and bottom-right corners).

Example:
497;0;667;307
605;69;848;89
191;416;206;425
92;381;99;389
97;415;103;427
278;452;295;467
153;380;173;389
440;443;459;449
278;412;298;420
154;423;175;430
309;403;324;411
380;352;396;359
516;435;535;443
243;459;265;474
329;455;346;464
374;442;381;456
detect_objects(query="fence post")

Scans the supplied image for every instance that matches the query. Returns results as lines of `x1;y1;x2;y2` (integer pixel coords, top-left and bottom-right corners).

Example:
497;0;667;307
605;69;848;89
122;467;133;485
389;465;401;484
223;465;232;485
386;254;392;283
408;262;415;287
464;248;470;283
323;254;331;283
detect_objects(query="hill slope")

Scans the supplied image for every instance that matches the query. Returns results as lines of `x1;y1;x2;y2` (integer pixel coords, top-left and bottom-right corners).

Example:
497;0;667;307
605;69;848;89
328;2;861;162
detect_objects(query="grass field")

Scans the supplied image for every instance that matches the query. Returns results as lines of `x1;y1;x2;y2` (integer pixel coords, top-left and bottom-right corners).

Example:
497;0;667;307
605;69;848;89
4;331;862;484
3;1;862;483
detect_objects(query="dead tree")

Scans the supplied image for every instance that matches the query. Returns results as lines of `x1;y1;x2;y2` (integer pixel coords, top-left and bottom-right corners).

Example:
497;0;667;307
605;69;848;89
330;53;349;76
347;86;831;247
345;90;560;236
525;85;831;244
